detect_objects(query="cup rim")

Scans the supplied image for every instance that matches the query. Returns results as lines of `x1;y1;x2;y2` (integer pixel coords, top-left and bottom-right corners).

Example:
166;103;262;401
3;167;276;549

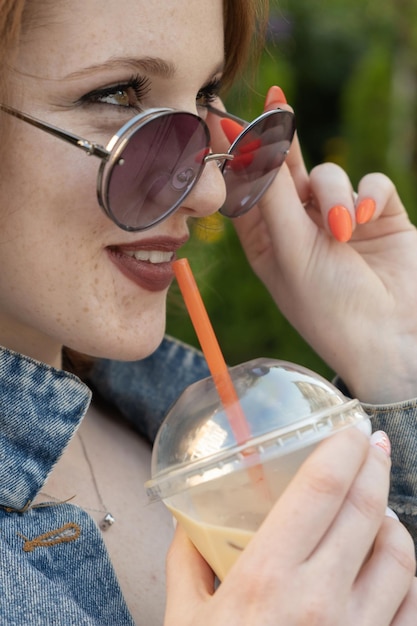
145;398;369;502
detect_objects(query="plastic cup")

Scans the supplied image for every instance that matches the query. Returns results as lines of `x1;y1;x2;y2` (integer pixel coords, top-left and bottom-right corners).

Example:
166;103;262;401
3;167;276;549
145;358;371;580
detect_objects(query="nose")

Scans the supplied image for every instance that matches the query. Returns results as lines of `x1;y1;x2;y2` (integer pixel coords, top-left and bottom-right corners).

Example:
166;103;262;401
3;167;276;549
180;157;227;220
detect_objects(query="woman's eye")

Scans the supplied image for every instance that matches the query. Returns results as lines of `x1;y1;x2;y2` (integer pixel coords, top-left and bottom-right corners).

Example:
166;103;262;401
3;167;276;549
99;89;134;107
80;75;151;109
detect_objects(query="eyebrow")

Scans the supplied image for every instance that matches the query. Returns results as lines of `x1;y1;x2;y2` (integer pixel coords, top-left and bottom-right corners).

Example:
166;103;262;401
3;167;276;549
63;56;177;81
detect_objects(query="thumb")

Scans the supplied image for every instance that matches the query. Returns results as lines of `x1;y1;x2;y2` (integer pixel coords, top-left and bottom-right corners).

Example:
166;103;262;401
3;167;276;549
164;524;215;625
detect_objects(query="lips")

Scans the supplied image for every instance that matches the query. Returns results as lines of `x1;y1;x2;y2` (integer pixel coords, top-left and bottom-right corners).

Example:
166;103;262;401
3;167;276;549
107;236;188;292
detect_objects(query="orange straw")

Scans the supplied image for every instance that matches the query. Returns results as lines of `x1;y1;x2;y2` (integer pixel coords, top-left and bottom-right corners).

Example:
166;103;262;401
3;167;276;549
173;258;252;445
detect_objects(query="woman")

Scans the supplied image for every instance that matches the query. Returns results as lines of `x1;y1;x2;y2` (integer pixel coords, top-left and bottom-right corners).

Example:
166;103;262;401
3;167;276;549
0;0;415;624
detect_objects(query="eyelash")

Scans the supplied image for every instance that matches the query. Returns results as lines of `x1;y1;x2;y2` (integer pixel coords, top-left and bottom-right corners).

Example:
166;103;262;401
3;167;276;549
196;78;222;107
79;75;151;110
79;75;222;111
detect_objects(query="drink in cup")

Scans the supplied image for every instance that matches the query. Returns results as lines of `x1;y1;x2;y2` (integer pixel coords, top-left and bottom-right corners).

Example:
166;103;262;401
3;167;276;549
145;358;371;580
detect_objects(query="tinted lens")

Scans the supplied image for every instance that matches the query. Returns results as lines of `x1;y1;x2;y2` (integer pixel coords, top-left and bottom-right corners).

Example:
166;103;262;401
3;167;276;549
106;112;209;231
219;109;295;218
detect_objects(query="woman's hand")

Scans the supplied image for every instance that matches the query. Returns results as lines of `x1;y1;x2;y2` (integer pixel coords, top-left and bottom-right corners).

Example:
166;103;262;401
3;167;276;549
230;87;417;404
164;429;416;625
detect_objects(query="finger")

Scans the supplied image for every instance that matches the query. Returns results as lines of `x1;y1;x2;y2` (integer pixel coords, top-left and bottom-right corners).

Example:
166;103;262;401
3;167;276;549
310;442;391;586
308;162;357;242
242;161;317;274
356;172;408;224
263;85;310;203
353;518;416;624
164;524;215;624
308;167;410;242
392;578;417;626
242;427;371;567
285;130;311;202
234;141;353;285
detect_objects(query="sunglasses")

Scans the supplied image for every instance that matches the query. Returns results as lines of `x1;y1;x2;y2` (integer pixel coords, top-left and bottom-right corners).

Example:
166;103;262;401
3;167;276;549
0;102;295;232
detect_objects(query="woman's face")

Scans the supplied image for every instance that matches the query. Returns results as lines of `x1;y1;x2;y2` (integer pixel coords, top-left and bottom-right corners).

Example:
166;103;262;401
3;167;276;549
0;0;226;366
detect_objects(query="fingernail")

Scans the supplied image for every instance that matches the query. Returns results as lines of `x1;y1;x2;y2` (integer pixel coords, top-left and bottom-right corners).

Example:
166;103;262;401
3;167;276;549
356;198;376;224
230;152;254;171
221;118;244;143
265;85;287;108
238;138;262;154
370;430;391;457
328;205;352;242
385;507;399;521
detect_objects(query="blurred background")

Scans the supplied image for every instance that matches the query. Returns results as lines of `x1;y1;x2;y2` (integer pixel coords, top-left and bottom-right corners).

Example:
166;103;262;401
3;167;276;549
166;0;417;379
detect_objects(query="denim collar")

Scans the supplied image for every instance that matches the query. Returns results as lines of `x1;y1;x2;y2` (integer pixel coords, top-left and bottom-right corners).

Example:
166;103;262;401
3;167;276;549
0;347;91;510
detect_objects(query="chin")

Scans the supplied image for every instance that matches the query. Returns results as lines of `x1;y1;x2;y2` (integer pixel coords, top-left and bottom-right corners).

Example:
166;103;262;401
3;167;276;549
105;339;164;363
77;328;166;363
61;305;168;364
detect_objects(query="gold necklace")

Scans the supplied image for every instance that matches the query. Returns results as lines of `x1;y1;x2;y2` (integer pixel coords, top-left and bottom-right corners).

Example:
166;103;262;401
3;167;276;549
38;431;115;531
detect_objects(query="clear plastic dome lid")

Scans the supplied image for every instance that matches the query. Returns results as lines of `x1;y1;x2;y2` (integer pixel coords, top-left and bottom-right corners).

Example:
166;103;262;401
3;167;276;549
146;358;370;501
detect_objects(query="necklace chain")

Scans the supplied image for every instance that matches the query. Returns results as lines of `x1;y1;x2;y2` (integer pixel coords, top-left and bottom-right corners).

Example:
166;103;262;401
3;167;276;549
77;431;115;530
38;431;115;531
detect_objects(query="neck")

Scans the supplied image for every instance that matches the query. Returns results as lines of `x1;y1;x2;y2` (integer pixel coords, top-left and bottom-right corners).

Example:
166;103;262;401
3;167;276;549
0;324;63;368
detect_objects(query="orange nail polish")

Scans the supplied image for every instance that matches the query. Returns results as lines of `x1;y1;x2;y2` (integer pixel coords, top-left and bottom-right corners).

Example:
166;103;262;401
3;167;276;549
237;137;262;154
230;152;254;171
328;205;352;242
265;85;287;108
356;198;376;224
221;118;244;143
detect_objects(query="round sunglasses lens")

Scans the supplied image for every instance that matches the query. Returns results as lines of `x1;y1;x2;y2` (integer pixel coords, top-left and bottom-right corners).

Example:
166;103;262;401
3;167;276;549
219;110;295;218
106;112;209;230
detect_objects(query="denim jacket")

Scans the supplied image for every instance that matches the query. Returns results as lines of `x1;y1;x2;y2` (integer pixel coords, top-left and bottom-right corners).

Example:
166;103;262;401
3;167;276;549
0;339;209;625
1;337;417;624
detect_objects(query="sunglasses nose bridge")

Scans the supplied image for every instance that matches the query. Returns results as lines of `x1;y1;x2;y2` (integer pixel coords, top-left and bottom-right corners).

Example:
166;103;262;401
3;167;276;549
203;152;234;168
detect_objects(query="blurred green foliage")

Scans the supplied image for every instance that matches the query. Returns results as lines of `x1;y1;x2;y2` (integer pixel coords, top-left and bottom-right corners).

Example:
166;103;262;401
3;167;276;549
166;0;417;379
